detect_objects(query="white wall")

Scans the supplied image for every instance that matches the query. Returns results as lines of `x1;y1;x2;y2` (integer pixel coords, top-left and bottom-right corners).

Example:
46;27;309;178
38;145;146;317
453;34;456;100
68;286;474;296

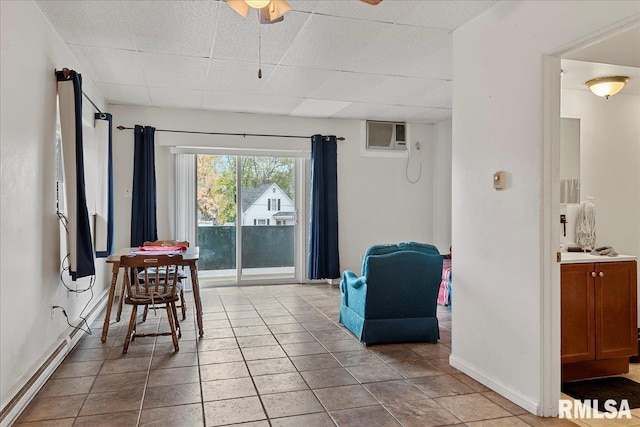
562;88;640;319
433;120;452;253
452;0;639;415
109;105;438;275
0;0;108;414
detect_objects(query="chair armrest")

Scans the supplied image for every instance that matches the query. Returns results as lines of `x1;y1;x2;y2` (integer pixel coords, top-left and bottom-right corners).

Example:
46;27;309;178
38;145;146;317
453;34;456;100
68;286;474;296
340;270;367;317
342;270;366;289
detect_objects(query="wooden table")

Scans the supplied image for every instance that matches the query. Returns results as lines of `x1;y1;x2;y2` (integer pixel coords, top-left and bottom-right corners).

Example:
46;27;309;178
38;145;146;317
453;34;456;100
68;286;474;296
102;247;204;342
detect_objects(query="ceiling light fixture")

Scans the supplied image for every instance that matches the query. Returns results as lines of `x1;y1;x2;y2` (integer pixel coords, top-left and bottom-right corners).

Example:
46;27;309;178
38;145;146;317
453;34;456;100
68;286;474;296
585;76;630;99
224;0;381;78
226;0;381;23
226;0;291;23
245;0;270;8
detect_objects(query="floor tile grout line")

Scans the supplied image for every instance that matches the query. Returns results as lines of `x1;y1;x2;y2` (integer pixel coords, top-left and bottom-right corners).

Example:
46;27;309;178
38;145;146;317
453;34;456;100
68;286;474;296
191;298;209;427
51;285;477;426
135;309;161;427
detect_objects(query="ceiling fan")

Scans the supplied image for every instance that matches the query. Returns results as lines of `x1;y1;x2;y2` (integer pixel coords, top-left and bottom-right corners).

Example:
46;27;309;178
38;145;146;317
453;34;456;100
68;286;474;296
226;0;382;24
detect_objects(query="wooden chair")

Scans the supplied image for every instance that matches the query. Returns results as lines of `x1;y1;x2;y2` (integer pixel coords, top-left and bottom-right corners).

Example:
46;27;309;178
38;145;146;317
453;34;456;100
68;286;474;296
120;254;182;354
117;240;190;323
142;240;189;321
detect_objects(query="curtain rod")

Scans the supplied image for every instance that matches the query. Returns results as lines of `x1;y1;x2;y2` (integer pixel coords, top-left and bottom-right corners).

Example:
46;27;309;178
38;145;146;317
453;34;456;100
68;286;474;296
116;126;345;141
56;68;104;115
82;92;103;115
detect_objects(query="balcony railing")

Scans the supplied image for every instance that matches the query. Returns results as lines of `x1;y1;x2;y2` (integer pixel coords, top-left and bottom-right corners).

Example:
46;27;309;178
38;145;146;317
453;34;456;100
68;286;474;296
197;225;294;271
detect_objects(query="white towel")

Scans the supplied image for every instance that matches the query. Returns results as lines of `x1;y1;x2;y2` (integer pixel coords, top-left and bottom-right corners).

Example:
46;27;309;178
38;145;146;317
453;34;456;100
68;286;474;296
576;199;596;251
560;178;580;204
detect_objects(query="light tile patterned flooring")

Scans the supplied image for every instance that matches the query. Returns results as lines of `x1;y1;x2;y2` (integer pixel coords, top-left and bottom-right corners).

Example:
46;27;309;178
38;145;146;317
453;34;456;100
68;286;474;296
13;284;638;426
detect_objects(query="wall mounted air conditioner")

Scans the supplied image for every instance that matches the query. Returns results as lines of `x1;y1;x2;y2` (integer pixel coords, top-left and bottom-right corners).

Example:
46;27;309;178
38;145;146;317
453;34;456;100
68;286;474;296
366;121;406;151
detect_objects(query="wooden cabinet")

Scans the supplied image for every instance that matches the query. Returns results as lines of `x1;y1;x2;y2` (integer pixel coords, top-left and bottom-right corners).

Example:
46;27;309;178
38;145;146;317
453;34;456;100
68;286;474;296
561;261;637;381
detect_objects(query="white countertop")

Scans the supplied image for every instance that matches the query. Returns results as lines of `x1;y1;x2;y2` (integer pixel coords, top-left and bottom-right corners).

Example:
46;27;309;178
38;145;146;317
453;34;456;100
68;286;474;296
560;252;637;264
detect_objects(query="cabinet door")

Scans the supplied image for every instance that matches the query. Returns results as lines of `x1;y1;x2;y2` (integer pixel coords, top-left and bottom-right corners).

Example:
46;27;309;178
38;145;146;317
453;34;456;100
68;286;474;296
561;263;596;364
595;261;638;359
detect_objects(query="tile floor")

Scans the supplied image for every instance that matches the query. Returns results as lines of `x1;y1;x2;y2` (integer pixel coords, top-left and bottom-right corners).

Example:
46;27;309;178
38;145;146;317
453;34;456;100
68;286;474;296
12;284;636;426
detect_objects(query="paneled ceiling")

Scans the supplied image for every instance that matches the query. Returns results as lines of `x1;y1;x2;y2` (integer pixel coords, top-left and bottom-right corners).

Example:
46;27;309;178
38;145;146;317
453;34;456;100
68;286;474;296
37;0;497;124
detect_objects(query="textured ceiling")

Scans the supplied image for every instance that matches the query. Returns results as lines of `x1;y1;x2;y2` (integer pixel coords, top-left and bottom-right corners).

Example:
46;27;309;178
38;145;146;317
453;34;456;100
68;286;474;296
37;0;498;124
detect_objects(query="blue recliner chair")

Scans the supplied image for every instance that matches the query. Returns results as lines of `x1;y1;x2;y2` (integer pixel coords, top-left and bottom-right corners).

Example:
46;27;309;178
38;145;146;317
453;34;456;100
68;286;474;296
339;242;443;345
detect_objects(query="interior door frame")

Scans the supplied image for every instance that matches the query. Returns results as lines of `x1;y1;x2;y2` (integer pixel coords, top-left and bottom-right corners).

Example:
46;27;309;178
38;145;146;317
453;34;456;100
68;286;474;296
540;20;639;416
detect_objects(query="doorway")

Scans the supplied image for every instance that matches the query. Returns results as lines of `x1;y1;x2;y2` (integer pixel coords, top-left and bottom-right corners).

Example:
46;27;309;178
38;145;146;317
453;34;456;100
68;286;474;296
196;154;302;285
543;21;640;415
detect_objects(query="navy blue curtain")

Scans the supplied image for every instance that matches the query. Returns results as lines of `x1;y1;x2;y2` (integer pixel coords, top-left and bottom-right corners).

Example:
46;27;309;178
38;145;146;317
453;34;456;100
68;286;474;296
56;69;95;280
130;125;158;247
95;113;114;257
308;134;340;279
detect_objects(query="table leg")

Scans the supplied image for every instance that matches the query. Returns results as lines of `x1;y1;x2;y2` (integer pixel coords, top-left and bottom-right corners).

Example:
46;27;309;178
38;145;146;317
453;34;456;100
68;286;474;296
190;263;204;337
101;263;120;343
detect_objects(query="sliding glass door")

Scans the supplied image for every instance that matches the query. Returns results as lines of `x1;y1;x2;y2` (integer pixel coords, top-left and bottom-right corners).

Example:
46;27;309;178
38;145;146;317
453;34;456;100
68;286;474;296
196;154;298;284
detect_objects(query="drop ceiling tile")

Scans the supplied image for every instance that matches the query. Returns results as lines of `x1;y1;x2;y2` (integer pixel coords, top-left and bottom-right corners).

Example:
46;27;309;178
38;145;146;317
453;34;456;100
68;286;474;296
359;76;443;105
212;9;308;64
259;65;332;98
330;102;391;120
405;80;453;108
36;1;135;49
403;41;453;80
202;91;302;116
139;53;209;90
287;1;319;13
290;99;351;118
149;88;203;110
420;108;453;124
279;14;386;71
397;1;497;30
369;105;437;123
348;25;450;75
311;0;416;24
69;45;146;86
308;70;387;102
39;0;497;122
96;83;151;106
126;1;219;57
206;59;276;93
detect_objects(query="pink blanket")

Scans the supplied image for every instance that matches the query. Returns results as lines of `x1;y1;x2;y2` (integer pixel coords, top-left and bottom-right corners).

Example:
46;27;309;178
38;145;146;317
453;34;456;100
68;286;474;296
437;260;452;307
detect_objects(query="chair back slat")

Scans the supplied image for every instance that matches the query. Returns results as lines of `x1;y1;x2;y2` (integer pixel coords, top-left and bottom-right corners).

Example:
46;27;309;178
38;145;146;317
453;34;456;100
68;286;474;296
120;254;183;301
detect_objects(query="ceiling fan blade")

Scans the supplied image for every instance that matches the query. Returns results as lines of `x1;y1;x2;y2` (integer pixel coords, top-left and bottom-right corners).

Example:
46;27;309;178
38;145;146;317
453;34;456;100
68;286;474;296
226;0;250;17
360;0;382;4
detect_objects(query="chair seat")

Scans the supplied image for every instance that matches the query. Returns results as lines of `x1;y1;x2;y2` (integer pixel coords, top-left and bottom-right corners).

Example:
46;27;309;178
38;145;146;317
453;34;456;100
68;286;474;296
133;280;185;292
125;293;180;306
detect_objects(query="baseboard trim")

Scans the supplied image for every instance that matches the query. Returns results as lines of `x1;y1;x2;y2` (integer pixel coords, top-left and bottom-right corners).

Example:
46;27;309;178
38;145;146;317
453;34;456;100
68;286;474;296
449;354;541;415
0;289;109;427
